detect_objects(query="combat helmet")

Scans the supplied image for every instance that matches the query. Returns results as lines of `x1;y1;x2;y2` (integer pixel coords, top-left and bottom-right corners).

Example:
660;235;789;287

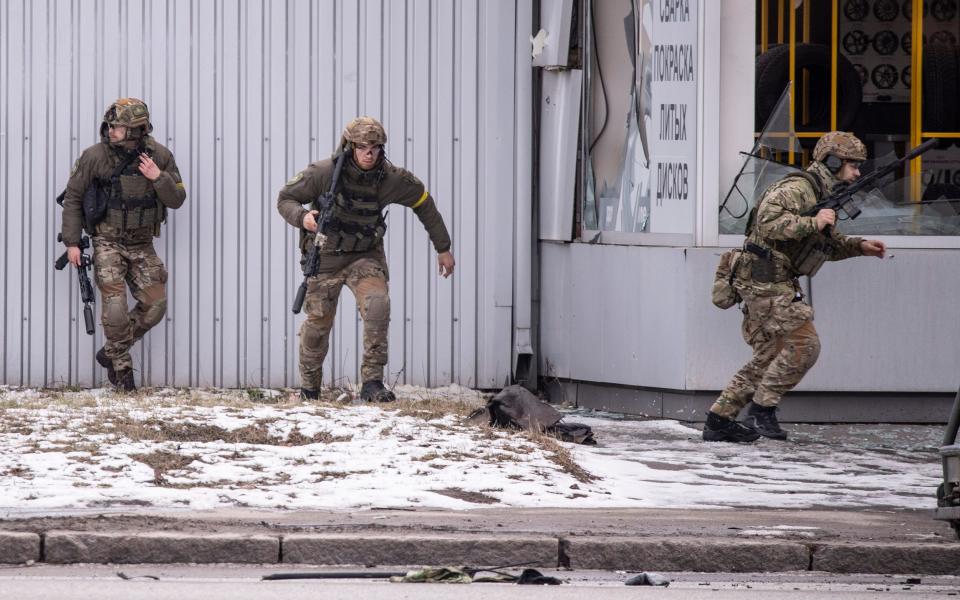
100;97;153;141
339;116;387;149
812;131;867;171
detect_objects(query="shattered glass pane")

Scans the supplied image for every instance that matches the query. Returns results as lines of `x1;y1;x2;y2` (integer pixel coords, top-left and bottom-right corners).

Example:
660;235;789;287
719;83;960;236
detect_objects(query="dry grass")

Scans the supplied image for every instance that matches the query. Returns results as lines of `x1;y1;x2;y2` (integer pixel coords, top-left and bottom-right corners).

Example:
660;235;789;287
524;430;597;484
393;395;485;421
130;450;199;485
86;415;351;446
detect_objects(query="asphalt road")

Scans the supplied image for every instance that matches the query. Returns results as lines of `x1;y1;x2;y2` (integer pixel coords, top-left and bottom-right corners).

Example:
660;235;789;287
0;566;956;599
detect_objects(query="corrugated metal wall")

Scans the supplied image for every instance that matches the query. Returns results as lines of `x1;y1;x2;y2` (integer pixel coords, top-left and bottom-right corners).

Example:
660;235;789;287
0;0;529;389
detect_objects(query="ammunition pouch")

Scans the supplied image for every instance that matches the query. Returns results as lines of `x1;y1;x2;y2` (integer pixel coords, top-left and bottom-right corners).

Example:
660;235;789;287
746;242;791;283
794;234;833;277
320;215;387;253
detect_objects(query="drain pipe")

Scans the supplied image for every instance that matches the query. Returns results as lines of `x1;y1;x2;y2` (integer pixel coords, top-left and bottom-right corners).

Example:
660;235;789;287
513;1;535;388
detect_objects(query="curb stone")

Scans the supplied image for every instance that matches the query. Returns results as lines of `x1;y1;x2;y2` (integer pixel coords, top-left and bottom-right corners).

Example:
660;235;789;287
812;543;960;575
44;531;279;564
282;534;558;567
562;537;810;572
0;532;41;564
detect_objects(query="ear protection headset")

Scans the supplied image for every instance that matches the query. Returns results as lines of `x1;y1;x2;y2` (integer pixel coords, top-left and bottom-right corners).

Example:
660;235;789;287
824;154;843;173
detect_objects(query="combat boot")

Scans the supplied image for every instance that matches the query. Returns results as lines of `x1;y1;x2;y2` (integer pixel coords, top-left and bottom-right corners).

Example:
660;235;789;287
114;369;137;393
745;403;788;440
300;388;320;401
96;347;117;385
702;411;761;443
360;380;396;403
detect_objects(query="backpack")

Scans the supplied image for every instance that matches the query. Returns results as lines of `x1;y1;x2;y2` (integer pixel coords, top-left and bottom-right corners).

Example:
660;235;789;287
711;249;742;309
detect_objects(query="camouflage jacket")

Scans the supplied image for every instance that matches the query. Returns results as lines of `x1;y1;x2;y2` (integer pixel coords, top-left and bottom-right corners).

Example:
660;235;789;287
277;155;451;254
737;161;864;296
61;136;186;246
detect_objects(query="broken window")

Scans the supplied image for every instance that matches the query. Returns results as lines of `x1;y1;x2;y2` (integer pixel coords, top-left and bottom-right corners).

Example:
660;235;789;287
582;0;698;236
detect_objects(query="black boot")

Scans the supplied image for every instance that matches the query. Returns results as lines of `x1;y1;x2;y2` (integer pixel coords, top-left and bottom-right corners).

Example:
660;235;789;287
114;369;137;393
300;388;320;401
360;380;396;403
745;403;788;440
96;347;117;385
702;411;761;443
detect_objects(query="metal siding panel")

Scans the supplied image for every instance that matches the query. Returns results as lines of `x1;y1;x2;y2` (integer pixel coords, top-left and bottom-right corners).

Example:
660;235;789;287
243;0;268;387
431;0;455;384
384;0;408;385
194;0;217;386
219;0;241;387
454;0;479;387
265;1;288;387
169;0;192;385
408;0;431;385
25;0;44;386
284;0;313;386
5;0;26;385
476;0;515;387
49;0;75;386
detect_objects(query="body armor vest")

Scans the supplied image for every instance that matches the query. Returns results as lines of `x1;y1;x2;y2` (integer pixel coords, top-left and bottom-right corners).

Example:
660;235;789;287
316;161;387;253
744;171;828;282
102;147;164;233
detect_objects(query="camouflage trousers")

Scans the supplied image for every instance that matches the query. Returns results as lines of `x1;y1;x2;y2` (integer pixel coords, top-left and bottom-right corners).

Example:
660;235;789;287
299;257;390;390
710;292;821;419
92;234;168;373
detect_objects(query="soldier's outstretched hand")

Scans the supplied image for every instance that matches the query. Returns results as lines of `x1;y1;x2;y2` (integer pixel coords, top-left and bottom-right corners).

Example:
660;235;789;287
138;153;161;181
438;251;455;278
860;239;886;258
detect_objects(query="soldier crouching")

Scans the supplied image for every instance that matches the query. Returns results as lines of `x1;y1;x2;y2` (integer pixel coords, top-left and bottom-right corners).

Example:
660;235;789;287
278;117;455;402
60;98;186;391
704;131;886;442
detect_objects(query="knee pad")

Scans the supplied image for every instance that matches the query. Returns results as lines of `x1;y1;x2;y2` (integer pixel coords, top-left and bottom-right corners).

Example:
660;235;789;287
101;297;129;332
141;298;167;329
301;322;329;350
363;293;390;322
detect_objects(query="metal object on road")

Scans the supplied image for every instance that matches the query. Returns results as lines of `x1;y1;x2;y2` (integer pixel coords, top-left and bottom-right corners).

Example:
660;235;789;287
934;383;960;539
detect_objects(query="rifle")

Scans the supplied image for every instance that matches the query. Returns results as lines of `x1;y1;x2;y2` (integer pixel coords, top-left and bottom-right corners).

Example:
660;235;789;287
803;138;940;234
291;149;349;314
54;233;96;335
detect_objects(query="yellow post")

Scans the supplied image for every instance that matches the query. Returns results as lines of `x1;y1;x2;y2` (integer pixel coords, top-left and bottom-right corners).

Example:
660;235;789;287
910;0;923;201
831;0;838;130
789;0;796;164
802;0;810;127
761;0;769;52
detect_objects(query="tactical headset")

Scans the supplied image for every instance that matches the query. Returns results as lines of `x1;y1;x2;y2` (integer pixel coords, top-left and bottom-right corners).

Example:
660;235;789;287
824;154;844;173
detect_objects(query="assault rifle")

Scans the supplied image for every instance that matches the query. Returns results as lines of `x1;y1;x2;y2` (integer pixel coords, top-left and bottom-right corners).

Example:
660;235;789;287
291;149;348;314
54;233;96;335
803;137;940;234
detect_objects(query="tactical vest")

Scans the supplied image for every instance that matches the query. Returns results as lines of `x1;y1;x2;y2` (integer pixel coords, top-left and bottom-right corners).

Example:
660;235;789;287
101;147;164;233
744;170;827;281
316;162;387;253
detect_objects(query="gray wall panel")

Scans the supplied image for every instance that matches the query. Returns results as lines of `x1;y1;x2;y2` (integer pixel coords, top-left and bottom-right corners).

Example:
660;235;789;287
544;244;960;394
0;0;527;389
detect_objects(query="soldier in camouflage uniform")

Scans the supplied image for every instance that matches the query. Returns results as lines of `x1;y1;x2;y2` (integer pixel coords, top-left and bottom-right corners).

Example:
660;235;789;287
61;98;186;391
704;131;886;442
278;117;455;402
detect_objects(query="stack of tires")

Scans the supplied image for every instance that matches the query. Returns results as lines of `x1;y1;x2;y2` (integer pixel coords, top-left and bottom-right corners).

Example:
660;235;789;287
922;42;959;132
755;43;863;132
